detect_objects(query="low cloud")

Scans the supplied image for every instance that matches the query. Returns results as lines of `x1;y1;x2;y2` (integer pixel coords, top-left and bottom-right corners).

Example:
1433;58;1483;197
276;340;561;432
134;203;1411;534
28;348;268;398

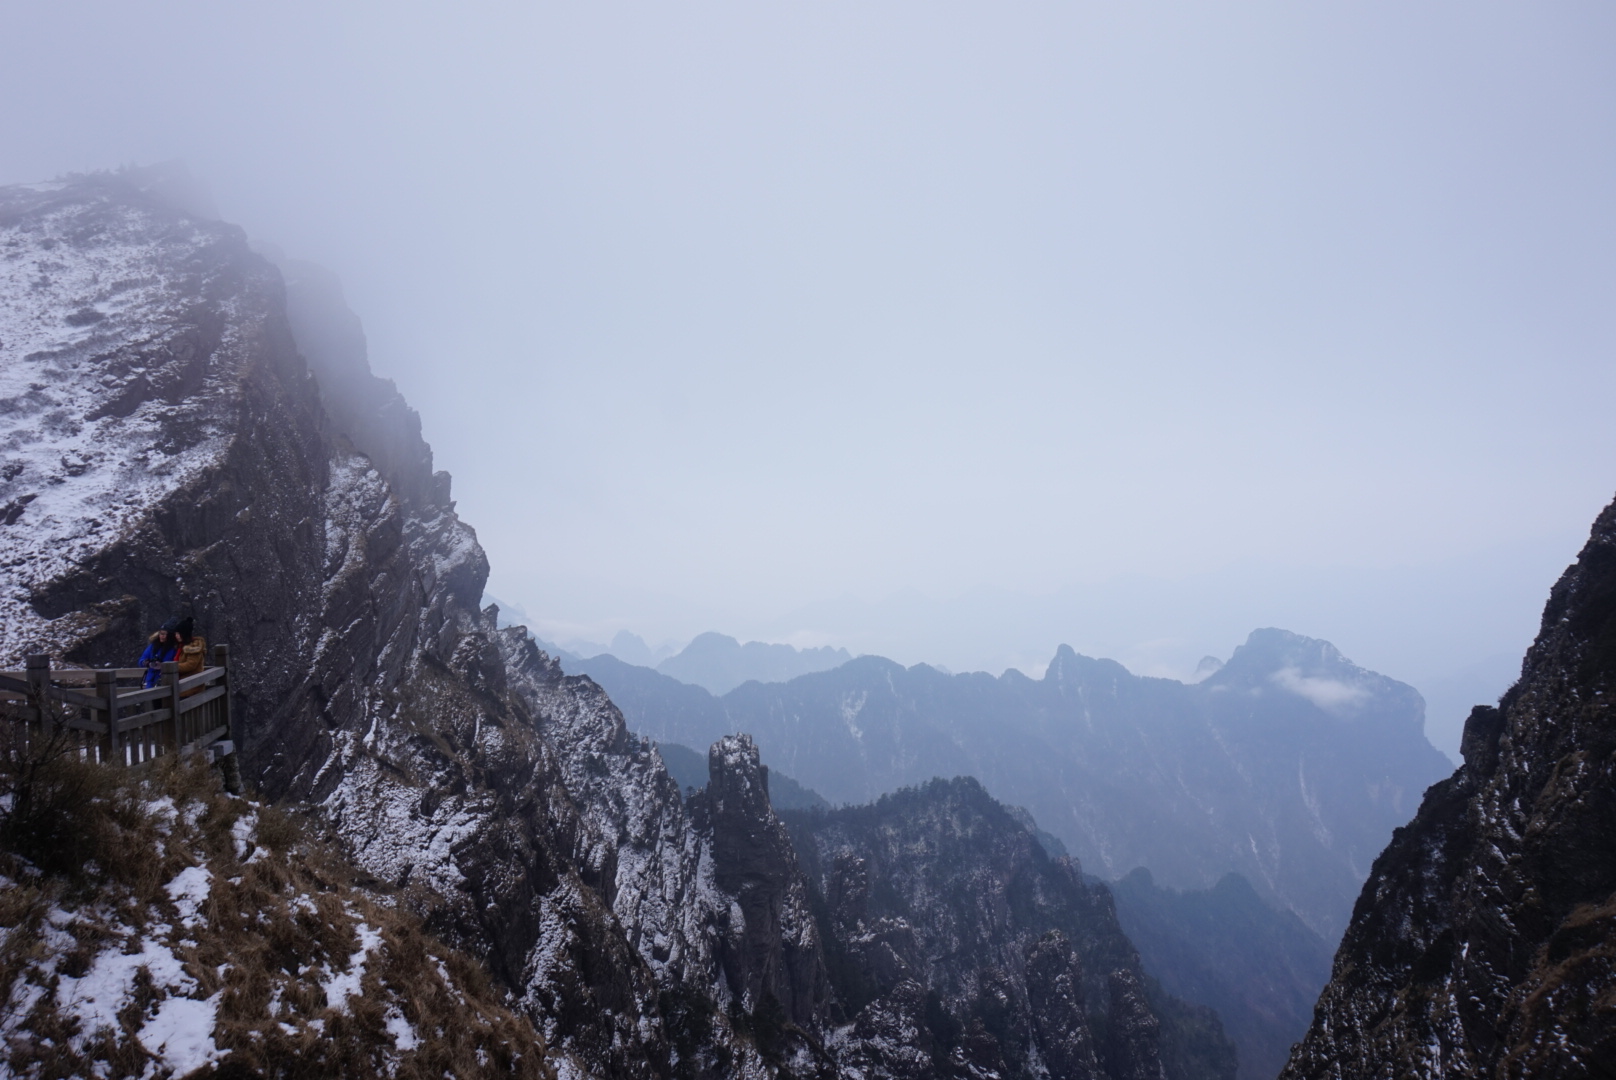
1270;666;1369;712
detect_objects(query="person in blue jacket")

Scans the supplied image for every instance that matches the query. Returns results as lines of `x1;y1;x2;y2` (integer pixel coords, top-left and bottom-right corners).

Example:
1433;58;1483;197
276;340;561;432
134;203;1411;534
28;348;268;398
139;618;183;688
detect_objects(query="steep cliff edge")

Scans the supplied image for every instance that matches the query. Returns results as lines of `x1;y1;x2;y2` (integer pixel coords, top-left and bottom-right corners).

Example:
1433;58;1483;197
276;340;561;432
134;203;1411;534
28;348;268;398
0;173;815;1077
1280;494;1616;1080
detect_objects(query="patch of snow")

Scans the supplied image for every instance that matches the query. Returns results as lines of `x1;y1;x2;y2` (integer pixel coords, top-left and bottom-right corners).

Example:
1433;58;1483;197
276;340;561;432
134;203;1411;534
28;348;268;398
52;929;195;1049
144;796;178;831
164;864;212;928
231;812;258;860
138;992;224;1075
385;1005;420;1051
322;922;384;1010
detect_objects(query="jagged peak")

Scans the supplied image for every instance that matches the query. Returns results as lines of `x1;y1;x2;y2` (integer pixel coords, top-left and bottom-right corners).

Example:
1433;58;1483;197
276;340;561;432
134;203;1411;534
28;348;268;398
1208;627;1422;720
1042;644;1131;687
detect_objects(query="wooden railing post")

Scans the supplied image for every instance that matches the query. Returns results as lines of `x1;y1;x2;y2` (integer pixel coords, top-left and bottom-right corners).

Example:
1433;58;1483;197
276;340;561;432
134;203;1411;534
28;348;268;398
163;660;181;759
212;643;242;794
213;644;232;743
25;655;50;739
96;669;119;766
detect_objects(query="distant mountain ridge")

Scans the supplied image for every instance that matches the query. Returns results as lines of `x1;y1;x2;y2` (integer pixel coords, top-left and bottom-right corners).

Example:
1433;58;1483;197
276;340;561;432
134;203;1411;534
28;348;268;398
656;632;852;695
565;628;1452;942
536;628;855;694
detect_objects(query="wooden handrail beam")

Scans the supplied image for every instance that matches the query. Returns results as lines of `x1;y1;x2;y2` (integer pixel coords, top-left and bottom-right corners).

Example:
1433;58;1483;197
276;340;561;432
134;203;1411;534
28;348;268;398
117;708;172;733
24;668;148;684
176;667;223;694
45;684;109;712
176;684;226;714
116;684;173;707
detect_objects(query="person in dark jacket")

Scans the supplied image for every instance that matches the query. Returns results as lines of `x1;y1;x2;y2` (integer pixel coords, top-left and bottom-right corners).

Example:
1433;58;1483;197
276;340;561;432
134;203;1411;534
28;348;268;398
172;618;209;697
139;617;183;688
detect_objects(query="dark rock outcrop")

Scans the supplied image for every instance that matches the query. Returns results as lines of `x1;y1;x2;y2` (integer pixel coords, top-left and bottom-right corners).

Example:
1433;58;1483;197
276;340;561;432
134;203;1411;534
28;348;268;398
1281;494;1616;1079
693;735;833;1030
784;778;1237;1080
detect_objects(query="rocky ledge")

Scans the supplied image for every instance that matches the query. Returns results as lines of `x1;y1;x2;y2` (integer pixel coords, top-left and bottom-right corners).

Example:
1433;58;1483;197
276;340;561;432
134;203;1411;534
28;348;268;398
1281;494;1616;1080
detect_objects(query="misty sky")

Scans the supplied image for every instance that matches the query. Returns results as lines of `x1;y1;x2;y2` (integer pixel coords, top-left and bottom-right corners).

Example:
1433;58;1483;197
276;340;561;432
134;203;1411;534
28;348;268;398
5;2;1615;756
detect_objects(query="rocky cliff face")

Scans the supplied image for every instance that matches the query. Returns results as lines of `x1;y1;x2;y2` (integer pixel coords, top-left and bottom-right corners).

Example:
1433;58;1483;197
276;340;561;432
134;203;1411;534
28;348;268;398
572;631;1451;941
496;627;843;1077
0;173;837;1078
783;778;1237;1080
1280;494;1616;1080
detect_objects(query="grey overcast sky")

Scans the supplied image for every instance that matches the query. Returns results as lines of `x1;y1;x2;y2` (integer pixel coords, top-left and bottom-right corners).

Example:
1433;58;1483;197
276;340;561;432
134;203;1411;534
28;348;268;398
4;2;1615;755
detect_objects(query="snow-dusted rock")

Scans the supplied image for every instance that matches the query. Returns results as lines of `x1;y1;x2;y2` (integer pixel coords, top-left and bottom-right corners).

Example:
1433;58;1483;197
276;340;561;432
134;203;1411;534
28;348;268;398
1281;495;1616;1079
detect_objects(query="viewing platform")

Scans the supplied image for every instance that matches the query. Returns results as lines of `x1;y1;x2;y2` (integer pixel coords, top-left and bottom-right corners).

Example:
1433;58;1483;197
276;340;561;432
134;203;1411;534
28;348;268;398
0;647;237;776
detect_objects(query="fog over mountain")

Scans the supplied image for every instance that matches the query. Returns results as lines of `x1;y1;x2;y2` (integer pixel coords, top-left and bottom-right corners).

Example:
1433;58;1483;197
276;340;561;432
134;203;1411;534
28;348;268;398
5;4;1612;761
4;5;1616;1078
0;176;1234;1077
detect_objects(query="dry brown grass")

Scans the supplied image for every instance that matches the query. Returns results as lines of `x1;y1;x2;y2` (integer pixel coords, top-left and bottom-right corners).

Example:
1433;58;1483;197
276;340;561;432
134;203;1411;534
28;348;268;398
0;749;554;1080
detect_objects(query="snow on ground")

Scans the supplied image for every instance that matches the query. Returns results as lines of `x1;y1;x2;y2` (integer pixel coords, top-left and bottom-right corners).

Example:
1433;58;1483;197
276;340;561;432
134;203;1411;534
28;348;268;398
384;1005;420;1052
1;772;553;1078
165;864;212;929
138;992;226;1075
322;921;384;1011
0;906;225;1074
0;184;245;660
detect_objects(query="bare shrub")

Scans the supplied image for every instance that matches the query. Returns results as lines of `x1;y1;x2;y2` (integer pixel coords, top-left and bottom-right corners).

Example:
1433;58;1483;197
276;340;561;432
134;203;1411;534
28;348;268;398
0;702;117;879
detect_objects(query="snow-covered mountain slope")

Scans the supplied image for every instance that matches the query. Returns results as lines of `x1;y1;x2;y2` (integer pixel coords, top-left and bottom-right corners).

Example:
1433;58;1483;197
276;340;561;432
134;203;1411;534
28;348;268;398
0;176;312;663
1281;493;1616;1079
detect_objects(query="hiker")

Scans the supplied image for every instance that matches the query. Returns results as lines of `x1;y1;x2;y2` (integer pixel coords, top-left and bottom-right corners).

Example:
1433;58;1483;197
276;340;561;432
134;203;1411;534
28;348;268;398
172;617;210;697
139;619;181;688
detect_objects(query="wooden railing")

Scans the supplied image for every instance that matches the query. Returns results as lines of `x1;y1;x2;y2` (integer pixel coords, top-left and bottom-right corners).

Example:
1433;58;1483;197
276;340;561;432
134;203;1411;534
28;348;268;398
0;645;234;767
